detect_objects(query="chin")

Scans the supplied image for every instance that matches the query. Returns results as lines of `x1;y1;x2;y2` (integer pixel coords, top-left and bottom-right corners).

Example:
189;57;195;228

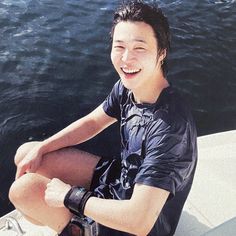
120;77;137;91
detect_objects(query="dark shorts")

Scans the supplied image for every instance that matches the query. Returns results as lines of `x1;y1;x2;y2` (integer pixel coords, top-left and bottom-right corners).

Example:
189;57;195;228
89;158;134;236
90;157;122;199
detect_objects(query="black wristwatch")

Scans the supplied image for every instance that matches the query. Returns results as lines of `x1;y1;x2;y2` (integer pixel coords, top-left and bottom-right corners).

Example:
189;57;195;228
64;186;94;216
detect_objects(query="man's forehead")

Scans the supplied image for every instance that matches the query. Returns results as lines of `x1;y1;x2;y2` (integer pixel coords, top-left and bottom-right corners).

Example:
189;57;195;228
113;21;157;43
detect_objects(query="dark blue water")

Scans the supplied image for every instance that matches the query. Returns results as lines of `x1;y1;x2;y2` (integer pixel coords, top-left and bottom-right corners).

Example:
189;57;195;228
0;0;235;216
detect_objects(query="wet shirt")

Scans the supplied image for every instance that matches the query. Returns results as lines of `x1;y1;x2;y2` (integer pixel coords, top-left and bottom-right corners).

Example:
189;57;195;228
100;80;197;236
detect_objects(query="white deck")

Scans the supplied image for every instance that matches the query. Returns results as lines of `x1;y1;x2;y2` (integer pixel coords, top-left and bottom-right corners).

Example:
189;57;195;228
175;130;236;236
1;130;236;235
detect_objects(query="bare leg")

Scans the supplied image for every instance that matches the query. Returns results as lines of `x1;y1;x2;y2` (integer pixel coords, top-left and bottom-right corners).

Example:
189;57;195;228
37;147;100;188
10;173;72;232
9;145;101;233
14;142;100;188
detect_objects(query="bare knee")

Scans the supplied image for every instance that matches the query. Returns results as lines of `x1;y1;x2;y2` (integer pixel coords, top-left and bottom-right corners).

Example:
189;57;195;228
9;173;71;232
9;173;48;208
14;141;41;165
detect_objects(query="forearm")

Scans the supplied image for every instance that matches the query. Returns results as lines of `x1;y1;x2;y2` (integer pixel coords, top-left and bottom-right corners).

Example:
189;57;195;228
84;197;148;236
38;105;115;154
63;185;168;235
40;116;99;154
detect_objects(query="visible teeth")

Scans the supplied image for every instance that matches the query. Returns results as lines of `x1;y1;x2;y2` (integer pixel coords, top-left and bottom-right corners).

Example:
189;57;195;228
122;68;140;74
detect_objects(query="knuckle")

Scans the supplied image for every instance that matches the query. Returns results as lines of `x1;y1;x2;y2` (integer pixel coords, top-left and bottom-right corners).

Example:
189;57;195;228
18;162;24;169
14;152;22;165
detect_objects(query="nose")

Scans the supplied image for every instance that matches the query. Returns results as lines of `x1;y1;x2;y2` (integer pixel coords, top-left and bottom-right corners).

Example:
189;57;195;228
121;49;134;62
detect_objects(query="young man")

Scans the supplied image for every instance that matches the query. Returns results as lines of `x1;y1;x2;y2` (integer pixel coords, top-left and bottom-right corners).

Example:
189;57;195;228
9;1;197;236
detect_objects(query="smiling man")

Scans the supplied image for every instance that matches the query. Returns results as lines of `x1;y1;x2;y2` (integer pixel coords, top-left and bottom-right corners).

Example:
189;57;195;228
111;21;168;103
9;1;197;236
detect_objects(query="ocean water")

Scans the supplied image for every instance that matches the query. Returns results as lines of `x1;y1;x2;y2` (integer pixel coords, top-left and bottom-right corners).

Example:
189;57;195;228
0;0;235;216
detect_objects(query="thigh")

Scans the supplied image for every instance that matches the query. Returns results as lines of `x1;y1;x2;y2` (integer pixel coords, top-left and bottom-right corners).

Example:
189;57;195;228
37;148;101;189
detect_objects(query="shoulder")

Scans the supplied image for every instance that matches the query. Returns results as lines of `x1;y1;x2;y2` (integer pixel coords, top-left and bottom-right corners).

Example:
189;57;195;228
158;86;193;121
148;86;196;137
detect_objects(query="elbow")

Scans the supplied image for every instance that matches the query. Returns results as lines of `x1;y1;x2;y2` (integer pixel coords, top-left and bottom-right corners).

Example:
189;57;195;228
130;215;155;236
131;223;152;236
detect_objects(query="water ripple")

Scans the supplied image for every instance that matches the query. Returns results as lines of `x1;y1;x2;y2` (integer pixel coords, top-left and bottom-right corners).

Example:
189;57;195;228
0;0;236;215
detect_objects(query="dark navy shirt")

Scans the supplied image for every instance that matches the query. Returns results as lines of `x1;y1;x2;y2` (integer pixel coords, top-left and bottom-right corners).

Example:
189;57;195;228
100;80;197;236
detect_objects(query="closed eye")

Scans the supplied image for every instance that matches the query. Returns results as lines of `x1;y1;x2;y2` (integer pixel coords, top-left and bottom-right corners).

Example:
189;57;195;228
134;47;146;51
114;45;125;49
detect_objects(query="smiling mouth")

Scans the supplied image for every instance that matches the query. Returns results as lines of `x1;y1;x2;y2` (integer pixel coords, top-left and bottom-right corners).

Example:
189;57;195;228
121;67;141;76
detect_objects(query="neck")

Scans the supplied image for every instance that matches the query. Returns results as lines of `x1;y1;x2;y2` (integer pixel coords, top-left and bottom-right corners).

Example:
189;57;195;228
133;75;169;104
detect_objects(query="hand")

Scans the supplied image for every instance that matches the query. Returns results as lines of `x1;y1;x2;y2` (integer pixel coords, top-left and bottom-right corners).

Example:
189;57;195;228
15;142;44;179
45;178;71;208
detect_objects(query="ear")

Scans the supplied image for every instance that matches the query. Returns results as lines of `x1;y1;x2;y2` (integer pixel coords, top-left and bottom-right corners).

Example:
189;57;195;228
159;49;167;62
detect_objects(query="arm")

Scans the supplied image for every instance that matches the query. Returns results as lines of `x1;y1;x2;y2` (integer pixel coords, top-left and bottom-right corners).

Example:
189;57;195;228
15;105;116;179
84;184;169;236
40;104;116;154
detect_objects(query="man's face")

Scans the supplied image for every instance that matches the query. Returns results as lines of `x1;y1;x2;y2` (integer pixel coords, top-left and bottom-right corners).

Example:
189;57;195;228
111;21;164;92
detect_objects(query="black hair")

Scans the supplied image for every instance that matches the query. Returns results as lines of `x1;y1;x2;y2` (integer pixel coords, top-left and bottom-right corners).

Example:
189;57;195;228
111;0;171;75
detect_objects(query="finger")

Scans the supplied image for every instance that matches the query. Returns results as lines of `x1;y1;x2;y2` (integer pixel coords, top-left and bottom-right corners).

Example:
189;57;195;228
15;168;20;180
27;164;35;173
15;165;27;179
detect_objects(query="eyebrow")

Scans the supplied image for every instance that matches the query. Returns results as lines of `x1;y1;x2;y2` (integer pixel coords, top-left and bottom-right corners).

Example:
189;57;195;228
114;39;148;44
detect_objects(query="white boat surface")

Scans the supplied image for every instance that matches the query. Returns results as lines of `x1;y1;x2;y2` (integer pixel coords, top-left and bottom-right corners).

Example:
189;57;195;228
1;130;236;236
176;130;236;236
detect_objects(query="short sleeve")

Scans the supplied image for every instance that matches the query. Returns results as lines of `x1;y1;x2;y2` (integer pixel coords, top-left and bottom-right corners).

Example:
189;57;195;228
102;80;123;121
134;115;195;197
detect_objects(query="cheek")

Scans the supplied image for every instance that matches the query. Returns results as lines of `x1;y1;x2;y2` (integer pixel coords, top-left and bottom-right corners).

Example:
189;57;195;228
110;51;120;68
143;54;158;68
